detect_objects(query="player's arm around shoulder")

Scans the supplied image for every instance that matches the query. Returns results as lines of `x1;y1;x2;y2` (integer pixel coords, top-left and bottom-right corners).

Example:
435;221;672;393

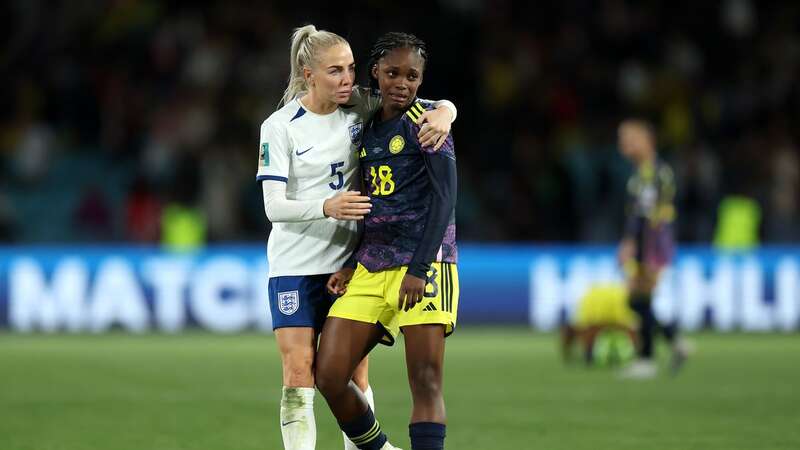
407;100;456;153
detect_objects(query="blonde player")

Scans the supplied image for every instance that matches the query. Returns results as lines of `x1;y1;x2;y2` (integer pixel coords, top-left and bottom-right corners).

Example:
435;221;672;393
259;25;456;450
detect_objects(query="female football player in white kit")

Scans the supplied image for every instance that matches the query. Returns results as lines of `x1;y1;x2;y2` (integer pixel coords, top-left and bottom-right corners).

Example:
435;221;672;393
258;25;456;450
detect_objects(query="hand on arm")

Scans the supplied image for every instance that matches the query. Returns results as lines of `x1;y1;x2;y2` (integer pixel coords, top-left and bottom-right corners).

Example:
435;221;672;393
322;191;372;220
416;104;454;150
262;185;371;223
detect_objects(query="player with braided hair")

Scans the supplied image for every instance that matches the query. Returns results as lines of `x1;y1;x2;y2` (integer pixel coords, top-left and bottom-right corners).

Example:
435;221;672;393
316;32;458;450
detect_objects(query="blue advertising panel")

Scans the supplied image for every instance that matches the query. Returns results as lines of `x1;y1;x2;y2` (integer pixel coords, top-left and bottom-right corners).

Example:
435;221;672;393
0;244;798;332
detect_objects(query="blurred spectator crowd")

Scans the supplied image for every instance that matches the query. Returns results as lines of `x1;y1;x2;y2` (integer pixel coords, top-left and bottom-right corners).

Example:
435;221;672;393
1;0;798;245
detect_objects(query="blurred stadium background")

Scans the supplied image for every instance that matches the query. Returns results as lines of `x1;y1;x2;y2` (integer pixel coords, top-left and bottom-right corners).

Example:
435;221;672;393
1;1;799;449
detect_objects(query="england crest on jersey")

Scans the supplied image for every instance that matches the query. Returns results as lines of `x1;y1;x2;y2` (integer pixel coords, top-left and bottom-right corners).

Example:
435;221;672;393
349;122;363;145
278;290;299;315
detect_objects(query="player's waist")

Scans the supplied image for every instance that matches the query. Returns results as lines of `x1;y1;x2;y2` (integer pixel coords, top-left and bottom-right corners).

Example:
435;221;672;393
356;248;456;272
267;246;356;276
358;232;458;252
355;259;458;271
267;223;358;260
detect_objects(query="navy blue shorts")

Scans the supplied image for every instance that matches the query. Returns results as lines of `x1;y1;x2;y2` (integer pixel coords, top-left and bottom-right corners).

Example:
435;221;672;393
268;274;335;331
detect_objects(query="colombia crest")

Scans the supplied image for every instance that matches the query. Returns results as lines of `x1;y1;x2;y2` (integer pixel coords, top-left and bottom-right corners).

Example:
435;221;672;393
389;135;405;154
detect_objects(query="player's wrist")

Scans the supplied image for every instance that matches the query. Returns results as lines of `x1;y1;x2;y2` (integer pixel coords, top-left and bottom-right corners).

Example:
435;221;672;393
322;198;332;218
406;264;429;280
342;257;357;270
436;100;457;123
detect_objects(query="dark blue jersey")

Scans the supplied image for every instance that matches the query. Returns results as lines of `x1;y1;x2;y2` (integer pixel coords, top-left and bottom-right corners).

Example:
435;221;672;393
624;158;676;235
624;158;676;266
354;100;457;278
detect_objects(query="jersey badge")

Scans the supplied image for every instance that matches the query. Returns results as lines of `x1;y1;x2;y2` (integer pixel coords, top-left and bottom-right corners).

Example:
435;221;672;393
259;143;270;167
349;122;363;145
278;290;299;315
389;135;405;154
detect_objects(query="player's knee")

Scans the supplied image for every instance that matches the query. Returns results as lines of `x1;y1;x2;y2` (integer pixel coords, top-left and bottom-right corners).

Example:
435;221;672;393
314;355;349;398
282;349;315;387
314;367;348;399
408;362;443;399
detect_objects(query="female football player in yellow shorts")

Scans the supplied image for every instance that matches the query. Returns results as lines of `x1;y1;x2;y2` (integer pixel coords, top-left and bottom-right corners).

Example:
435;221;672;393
315;33;458;450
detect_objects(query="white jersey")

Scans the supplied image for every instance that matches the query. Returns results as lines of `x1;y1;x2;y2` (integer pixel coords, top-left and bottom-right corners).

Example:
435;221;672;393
257;88;380;277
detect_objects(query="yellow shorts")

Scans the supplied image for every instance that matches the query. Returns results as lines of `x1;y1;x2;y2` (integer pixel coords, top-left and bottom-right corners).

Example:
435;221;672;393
573;284;638;329
328;262;459;345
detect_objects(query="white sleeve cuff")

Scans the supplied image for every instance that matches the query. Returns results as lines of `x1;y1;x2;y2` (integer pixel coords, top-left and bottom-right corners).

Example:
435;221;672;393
433;99;457;122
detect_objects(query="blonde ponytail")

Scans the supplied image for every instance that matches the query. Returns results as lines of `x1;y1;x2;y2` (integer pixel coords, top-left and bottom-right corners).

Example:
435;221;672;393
280;24;349;106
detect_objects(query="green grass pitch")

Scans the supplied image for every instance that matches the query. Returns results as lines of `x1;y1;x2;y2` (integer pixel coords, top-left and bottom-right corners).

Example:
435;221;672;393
1;328;799;450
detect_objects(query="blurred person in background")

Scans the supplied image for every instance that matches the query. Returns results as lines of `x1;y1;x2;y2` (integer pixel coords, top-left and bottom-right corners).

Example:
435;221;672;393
617;119;688;379
74;185;113;241
0;193;14;241
259;25;456;450
561;283;638;367
125;176;162;242
766;145;799;242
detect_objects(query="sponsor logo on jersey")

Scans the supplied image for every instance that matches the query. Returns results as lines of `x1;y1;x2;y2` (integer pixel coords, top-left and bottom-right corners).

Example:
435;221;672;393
278;290;299;315
349;121;363;145
296;146;313;156
259;143;269;167
389;135;405;154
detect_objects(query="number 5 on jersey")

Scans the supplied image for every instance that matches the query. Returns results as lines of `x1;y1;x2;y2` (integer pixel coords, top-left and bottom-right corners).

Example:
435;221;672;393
370;165;395;196
329;161;344;190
